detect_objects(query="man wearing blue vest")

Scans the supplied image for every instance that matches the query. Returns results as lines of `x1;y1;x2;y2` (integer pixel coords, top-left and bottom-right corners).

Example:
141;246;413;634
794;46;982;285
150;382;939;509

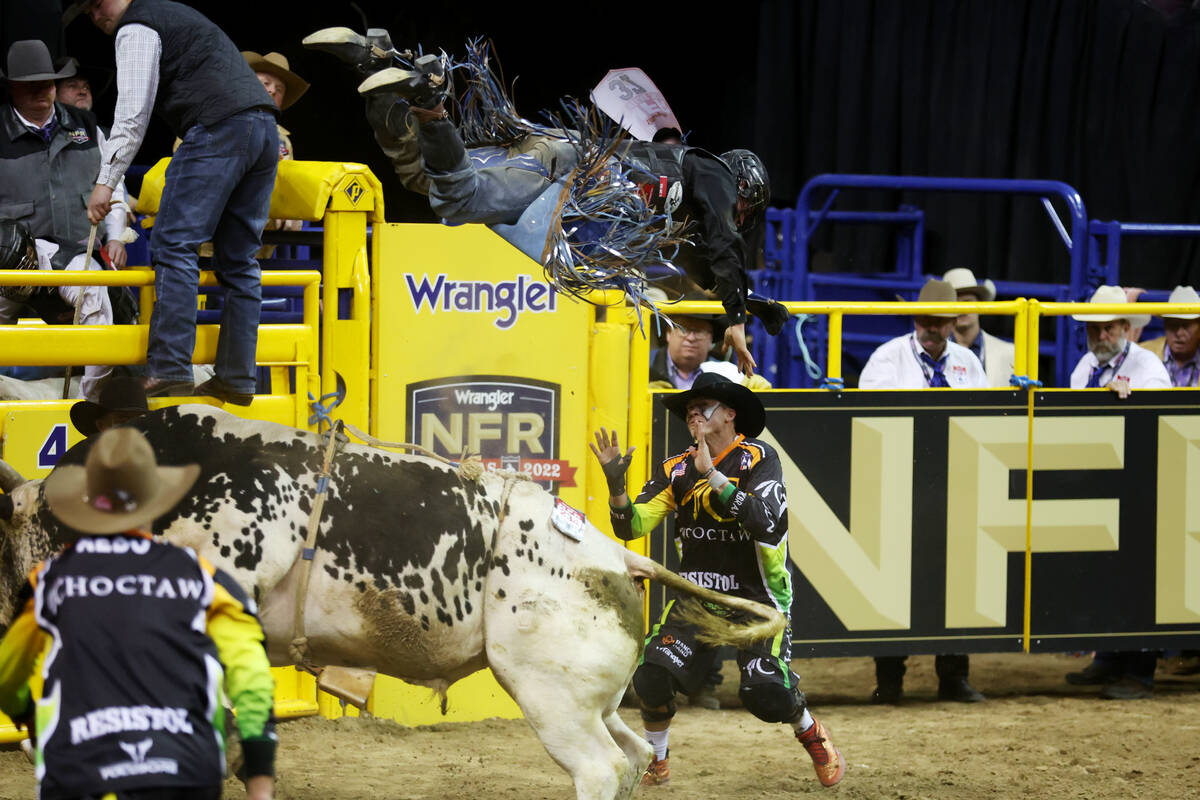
82;0;279;406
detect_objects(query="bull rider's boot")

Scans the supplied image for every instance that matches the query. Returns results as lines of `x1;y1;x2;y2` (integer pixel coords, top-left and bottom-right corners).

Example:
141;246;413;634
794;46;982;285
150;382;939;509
357;54;450;109
641;752;670;787
796;717;845;788
302;26;403;77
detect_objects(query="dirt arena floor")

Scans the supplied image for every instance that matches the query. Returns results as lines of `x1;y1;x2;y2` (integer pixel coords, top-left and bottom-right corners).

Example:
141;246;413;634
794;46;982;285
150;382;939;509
0;652;1195;799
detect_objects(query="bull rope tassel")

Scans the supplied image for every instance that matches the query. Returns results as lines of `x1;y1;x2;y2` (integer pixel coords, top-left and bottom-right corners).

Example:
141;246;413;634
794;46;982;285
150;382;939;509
289;418;345;673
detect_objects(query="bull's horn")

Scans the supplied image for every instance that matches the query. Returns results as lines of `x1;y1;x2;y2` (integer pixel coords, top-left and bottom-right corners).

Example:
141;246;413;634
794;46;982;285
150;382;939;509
0;459;26;493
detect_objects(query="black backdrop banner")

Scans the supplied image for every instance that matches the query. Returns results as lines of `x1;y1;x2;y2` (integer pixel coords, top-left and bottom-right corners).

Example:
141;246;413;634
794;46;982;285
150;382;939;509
645;389;1200;657
752;0;1200;289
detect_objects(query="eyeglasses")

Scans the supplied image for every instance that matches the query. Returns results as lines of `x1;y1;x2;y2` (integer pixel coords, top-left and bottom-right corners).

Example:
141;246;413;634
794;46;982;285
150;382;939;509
671;323;712;339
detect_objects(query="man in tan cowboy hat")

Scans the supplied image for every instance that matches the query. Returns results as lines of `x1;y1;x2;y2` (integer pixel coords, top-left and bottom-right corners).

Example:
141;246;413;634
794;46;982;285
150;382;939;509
858;278;987;703
859;278;989;390
942;267;1015;387
1136;285;1200;388
1068;285;1169;398
0;427;277;799
0;39;131;266
242;51;308;159
243;51;308;254
591;372;844;788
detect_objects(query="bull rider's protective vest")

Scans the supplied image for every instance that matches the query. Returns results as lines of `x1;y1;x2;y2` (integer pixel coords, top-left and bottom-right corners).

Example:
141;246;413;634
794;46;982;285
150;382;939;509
31;535;226;798
116;0;276;137
622;142;734;222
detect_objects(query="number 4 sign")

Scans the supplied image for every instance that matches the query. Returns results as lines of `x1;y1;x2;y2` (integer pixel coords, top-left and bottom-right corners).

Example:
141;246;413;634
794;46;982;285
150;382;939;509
38;424;68;469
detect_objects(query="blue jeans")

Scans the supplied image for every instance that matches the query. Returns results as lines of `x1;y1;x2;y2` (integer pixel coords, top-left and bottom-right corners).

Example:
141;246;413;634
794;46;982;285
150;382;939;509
149;109;278;391
417;119;578;225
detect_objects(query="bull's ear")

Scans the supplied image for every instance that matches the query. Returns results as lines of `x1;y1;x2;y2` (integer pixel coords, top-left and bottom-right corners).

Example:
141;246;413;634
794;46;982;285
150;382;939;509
0;494;12;522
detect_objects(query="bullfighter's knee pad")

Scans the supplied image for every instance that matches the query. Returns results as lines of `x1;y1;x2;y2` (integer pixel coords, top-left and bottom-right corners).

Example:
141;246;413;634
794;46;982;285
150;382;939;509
633;663;678;719
739;683;806;724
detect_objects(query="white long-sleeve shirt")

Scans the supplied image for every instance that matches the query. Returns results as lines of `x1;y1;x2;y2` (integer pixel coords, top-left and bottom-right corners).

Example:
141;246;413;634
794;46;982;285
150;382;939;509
859;332;990;389
1069;341;1171;389
97;23;162;189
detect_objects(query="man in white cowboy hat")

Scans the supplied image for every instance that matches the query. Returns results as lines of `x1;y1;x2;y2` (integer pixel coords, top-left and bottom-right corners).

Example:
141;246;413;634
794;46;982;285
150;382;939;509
0;39;131;266
942;267;1016;387
859;278;989;390
1136;285;1200;388
1068;285;1169;398
858;278;987;703
590;372;845;789
0;427;276;799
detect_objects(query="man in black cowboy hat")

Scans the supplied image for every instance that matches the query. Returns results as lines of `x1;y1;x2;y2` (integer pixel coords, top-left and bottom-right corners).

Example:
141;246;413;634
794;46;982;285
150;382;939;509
590;372;844;789
0;427;277;800
70;374;148;435
0;39;131;265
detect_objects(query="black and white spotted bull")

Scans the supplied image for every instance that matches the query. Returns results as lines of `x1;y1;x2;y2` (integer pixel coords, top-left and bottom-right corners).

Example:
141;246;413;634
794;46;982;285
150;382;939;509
0;405;782;800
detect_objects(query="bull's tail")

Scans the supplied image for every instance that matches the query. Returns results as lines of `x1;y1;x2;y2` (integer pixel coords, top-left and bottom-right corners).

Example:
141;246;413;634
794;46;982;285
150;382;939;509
622;550;786;648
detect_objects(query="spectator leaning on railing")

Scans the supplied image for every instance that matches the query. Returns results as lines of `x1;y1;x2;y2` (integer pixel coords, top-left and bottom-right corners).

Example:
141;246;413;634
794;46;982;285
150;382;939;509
1068;285;1169;399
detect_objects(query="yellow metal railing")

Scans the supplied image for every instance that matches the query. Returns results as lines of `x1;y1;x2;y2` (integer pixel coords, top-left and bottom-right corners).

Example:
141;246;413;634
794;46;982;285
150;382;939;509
1030;301;1200;382
0;269;321;429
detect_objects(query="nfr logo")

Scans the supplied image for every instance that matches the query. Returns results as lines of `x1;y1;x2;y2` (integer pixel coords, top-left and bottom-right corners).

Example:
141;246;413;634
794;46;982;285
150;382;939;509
406;376;576;492
343;178;365;206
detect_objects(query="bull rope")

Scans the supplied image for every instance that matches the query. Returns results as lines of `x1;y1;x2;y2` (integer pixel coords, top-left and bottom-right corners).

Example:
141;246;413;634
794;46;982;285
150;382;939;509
340;422;533;527
339;421;492;482
289;417;345;672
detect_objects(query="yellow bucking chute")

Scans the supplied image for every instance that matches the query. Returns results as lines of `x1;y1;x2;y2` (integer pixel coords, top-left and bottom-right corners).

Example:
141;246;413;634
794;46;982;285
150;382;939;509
135;159;386;226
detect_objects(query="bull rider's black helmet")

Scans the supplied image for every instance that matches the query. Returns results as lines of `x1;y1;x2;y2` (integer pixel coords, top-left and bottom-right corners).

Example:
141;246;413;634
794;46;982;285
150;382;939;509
720;149;770;232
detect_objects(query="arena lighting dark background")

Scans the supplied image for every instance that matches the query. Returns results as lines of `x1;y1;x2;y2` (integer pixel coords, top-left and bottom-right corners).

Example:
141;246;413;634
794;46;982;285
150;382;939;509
7;0;1200;288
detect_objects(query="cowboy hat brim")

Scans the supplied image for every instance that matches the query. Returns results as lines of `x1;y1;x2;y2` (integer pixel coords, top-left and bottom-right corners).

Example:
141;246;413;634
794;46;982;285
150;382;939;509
69;399;147;437
1071;312;1130;323
3;61;76;82
662;377;766;438
45;462;201;534
242;52;309;110
894;293;958;318
954;280;996;303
